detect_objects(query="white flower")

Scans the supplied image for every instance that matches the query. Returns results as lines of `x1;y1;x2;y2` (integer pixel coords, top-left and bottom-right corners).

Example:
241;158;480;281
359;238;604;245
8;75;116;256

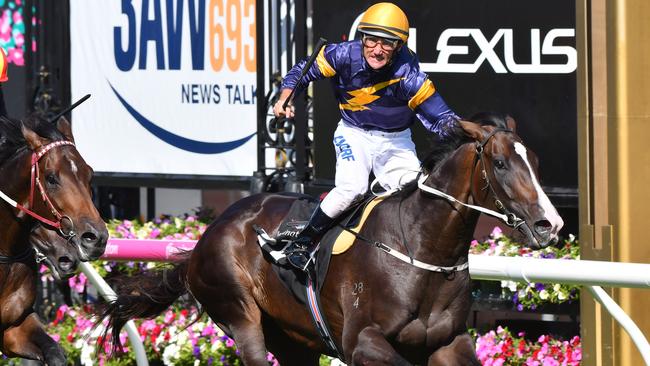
176;330;189;345
569;233;575;242
539;289;549;300
162;343;181;366
558;291;567;300
501;280;518;292
79;341;95;366
553;284;561;292
330;358;348;366
194;360;200;366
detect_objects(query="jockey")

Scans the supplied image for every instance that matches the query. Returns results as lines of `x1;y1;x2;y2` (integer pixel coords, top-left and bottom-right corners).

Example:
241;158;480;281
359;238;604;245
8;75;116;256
273;2;461;271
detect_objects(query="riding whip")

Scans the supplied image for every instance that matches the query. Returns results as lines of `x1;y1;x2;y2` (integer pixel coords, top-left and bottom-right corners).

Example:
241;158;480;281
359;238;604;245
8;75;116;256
282;38;328;110
48;94;91;124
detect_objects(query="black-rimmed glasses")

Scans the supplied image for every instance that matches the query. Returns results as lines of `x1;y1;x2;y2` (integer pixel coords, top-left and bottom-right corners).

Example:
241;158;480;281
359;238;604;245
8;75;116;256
362;35;399;51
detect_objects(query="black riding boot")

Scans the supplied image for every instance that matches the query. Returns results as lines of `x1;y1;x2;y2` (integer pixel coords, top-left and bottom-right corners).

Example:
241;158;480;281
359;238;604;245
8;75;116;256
285;205;334;271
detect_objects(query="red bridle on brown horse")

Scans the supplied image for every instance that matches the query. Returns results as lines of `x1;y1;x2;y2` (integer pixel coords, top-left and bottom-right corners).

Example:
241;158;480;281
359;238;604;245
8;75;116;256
0;140;76;237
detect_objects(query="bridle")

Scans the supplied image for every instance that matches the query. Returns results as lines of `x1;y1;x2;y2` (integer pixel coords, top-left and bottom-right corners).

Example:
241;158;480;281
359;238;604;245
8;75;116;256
0;140;77;239
417;128;524;229
472;128;525;228
341;128;528;274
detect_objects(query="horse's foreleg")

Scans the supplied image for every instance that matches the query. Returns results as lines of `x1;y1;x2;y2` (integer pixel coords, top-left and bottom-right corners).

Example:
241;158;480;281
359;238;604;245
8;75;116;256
2;313;66;366
351;326;412;366
427;333;480;366
206;299;270;366
264;320;320;366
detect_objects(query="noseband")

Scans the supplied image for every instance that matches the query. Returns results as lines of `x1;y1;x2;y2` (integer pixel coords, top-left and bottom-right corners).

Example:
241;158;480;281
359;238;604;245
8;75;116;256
0;140;77;238
473;128;525;228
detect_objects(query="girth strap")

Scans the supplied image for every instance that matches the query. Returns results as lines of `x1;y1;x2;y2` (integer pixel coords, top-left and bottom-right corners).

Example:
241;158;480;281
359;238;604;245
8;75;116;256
305;275;346;361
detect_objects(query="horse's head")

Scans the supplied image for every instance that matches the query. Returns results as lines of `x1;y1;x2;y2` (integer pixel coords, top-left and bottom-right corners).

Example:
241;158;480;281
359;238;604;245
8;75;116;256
16;116;108;260
459;117;564;249
30;224;80;280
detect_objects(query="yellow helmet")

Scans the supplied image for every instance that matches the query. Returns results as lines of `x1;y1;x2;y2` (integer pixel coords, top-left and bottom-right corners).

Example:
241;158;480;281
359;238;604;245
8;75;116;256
358;2;409;43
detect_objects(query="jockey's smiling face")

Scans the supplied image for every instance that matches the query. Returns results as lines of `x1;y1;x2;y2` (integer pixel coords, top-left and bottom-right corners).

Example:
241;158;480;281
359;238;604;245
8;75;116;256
362;34;400;70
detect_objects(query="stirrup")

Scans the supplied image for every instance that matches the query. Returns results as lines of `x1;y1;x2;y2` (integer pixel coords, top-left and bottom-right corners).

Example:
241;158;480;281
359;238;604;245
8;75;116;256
286;245;318;272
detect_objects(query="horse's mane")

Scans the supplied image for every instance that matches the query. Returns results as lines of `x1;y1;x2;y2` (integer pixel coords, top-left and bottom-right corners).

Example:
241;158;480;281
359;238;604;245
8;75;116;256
0;114;65;163
397;112;512;197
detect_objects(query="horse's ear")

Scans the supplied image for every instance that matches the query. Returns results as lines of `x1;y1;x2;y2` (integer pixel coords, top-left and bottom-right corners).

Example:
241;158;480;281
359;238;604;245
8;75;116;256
56;116;75;143
21;122;43;150
458;120;487;142
505;115;517;132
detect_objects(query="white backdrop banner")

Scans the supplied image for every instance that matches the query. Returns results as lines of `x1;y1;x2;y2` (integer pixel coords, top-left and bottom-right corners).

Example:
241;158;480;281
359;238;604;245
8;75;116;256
70;0;257;176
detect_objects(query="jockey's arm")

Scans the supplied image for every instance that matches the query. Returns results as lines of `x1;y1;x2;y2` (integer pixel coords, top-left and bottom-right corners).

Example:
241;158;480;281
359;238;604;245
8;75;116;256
404;71;461;139
274;44;338;118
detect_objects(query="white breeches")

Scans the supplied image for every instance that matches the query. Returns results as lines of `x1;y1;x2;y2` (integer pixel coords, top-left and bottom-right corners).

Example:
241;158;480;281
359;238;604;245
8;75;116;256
319;121;421;218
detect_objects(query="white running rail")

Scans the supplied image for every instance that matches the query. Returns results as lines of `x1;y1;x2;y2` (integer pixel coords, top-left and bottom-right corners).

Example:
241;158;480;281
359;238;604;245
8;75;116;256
469;255;650;365
80;242;650;365
80;262;149;366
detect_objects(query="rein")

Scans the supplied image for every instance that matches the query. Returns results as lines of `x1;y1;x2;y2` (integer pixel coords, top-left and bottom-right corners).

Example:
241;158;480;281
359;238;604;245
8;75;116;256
338;225;470;274
0;140;77;237
418;128;524;228
0;246;35;264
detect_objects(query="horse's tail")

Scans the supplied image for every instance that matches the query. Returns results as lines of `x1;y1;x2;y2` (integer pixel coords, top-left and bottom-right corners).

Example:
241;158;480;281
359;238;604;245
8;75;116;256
98;253;191;352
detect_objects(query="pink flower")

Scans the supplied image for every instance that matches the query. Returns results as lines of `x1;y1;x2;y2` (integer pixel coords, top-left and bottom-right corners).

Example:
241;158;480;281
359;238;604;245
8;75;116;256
149;228;161;239
225;338;235;347
8;48;23;66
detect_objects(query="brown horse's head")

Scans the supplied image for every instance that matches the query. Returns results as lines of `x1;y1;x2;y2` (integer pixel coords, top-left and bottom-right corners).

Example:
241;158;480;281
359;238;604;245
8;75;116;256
459;117;564;249
3;116;108;261
30;224;80;280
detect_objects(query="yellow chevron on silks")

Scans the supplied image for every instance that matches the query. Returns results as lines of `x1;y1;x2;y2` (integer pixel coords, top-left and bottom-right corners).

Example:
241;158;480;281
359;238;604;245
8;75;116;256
339;78;403;112
408;79;436;110
316;47;336;77
332;196;386;255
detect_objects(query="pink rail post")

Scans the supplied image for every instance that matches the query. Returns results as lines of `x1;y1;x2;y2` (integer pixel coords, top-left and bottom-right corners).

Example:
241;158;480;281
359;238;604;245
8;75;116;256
102;239;198;262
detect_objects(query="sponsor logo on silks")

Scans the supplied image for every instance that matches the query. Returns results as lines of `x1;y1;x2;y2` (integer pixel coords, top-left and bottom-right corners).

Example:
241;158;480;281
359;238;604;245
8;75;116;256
109;82;255;154
334;136;355;161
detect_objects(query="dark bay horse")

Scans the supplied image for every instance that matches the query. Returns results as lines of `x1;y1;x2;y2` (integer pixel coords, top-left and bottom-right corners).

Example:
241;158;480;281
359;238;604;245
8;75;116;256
104;115;563;365
0;115;108;365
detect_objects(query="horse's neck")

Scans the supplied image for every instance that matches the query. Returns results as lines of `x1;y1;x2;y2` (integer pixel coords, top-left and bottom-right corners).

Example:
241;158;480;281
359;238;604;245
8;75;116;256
0;151;33;255
405;144;480;265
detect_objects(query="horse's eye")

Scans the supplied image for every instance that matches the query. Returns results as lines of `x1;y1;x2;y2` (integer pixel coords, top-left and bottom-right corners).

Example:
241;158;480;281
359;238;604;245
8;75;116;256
45;173;60;186
494;159;506;170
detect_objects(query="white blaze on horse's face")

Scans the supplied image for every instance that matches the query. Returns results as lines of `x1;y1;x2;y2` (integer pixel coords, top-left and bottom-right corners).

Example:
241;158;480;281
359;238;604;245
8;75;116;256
68;158;78;177
513;142;564;238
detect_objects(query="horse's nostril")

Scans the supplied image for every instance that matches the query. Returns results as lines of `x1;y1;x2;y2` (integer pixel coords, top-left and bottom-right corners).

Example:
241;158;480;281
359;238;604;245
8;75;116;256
534;220;552;236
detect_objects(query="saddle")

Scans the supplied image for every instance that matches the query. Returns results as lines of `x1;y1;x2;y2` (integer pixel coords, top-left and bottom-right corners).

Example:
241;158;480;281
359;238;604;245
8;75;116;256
254;193;383;303
254;192;384;359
